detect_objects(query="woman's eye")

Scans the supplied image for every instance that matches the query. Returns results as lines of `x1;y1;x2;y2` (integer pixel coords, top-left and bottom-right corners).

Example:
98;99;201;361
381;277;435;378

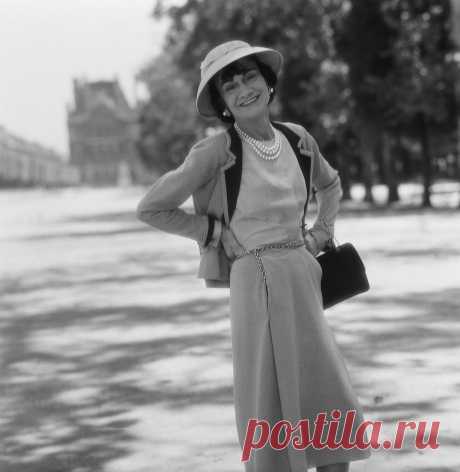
245;71;257;80
223;82;237;92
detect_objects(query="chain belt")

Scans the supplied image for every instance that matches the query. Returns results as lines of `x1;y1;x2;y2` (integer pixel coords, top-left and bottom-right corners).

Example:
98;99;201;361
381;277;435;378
234;239;305;289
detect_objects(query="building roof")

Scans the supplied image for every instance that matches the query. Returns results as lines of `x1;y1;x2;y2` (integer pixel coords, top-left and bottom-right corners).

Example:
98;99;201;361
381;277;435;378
0;124;65;163
68;78;136;123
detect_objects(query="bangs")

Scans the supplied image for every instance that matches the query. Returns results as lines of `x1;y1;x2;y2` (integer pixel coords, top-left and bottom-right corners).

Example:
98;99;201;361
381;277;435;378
217;56;257;85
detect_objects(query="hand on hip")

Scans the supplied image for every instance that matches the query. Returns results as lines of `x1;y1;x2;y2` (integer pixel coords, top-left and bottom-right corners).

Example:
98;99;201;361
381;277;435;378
221;226;245;260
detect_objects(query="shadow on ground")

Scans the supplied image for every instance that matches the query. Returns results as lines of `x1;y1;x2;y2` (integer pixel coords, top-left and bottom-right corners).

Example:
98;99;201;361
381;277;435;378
0;292;231;471
1;196;459;471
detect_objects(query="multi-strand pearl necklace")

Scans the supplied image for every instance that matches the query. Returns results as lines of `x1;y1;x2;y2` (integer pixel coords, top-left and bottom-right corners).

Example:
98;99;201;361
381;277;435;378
234;123;282;160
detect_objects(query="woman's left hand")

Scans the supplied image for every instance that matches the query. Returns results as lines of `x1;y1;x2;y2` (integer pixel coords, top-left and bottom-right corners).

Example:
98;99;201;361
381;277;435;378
304;231;320;256
220;226;245;260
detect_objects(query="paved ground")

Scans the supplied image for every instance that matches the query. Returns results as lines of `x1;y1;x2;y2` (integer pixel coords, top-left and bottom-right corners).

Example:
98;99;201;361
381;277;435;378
0;186;459;472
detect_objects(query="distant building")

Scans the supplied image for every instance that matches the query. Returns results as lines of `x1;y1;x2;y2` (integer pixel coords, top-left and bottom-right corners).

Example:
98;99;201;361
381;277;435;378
0;125;80;187
67;77;146;185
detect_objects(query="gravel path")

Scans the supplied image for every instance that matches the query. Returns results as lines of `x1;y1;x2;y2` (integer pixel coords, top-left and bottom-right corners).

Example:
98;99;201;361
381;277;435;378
0;187;459;472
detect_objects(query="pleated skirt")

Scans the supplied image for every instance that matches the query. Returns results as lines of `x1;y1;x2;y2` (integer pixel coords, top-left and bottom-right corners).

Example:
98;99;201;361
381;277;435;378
229;245;372;471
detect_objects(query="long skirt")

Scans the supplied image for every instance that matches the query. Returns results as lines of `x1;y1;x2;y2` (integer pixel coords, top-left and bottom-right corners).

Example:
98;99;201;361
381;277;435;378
229;245;372;471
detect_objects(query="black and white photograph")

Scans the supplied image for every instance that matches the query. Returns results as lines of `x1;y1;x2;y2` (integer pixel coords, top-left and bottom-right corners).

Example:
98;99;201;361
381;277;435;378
1;1;460;471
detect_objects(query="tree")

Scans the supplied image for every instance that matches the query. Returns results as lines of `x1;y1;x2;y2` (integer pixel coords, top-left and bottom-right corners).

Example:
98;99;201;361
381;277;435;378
135;53;204;173
380;0;457;207
335;0;457;207
334;0;399;205
153;0;348;159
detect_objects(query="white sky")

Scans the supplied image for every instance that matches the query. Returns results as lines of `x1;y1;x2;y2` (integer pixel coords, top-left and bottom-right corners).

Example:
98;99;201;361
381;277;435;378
0;0;168;157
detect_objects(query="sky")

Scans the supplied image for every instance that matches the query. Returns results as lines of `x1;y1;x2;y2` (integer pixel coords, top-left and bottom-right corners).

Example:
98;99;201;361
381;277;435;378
0;0;168;157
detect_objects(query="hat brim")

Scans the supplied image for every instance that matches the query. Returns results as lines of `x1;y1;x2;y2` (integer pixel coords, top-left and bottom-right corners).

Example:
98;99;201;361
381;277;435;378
196;46;283;118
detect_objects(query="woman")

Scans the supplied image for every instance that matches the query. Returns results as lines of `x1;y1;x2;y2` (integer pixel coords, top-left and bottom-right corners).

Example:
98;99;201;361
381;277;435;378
137;40;371;472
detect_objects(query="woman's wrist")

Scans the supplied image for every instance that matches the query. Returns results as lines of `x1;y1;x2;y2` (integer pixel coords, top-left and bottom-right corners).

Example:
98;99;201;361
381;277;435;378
204;217;222;248
210;220;223;247
304;230;320;256
204;216;215;247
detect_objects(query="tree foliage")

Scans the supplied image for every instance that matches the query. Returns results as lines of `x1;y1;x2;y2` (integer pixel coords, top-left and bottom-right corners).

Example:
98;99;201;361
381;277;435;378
136;53;203;172
137;0;459;207
153;0;349;139
334;0;458;205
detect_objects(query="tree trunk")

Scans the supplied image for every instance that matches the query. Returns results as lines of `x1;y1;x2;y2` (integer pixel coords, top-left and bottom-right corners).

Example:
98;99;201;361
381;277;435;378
334;147;352;200
457;118;460;209
357;117;376;204
381;131;399;204
418;113;432;208
340;159;352;201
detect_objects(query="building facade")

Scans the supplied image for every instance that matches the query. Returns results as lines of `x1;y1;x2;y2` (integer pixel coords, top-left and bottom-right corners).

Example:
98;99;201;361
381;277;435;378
67;78;145;185
0;126;80;187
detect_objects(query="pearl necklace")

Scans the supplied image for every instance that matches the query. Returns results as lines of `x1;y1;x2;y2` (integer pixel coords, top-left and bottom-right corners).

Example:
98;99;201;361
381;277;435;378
234;123;281;160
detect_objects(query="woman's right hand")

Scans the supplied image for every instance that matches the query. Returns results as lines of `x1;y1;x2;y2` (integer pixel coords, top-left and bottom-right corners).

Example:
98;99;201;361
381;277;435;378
304;231;321;256
220;225;245;260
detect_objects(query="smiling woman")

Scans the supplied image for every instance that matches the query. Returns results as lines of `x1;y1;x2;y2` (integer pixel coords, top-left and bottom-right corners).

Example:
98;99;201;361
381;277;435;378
207;56;278;129
136;40;371;472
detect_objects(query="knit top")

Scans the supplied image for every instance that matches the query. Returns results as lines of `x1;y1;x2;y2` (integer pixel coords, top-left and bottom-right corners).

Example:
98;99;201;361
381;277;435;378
229;129;308;252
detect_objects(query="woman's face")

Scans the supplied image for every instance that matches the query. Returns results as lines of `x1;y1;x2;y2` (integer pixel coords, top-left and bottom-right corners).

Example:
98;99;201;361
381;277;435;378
215;57;270;123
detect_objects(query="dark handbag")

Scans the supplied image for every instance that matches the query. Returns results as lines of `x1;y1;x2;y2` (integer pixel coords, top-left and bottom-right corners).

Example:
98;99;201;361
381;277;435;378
316;239;370;309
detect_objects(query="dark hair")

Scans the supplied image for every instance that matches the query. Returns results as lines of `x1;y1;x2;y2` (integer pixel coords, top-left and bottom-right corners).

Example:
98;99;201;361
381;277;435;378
208;55;278;124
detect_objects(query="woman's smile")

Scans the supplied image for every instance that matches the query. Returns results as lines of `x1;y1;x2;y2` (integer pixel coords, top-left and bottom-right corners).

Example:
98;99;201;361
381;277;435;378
215;58;271;120
238;93;260;107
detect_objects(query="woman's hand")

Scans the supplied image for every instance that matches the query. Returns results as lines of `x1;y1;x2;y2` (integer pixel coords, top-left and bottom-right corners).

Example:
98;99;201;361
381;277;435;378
304;231;321;256
220;225;245;260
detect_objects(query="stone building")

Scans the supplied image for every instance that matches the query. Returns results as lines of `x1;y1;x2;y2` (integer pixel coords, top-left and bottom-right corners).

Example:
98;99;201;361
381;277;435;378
67;77;145;185
0;125;80;187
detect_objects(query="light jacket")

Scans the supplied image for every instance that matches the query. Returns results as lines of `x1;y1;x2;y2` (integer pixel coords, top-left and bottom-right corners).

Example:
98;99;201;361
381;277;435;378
136;121;343;288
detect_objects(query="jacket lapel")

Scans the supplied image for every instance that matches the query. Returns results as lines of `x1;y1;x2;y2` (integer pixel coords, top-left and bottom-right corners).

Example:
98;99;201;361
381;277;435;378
271;121;311;198
224;125;242;223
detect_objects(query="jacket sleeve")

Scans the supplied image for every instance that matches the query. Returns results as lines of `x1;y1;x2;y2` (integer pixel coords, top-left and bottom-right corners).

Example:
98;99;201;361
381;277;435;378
136;137;222;247
305;132;343;254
